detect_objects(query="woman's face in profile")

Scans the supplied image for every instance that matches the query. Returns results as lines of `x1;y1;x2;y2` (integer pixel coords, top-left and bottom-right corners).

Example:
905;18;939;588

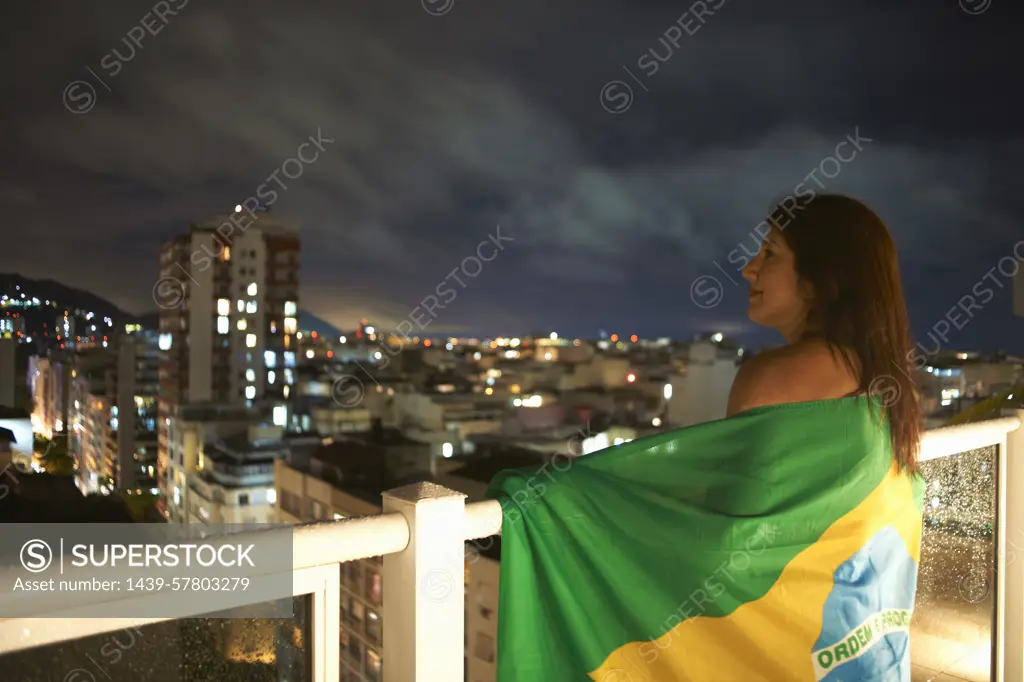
741;230;810;338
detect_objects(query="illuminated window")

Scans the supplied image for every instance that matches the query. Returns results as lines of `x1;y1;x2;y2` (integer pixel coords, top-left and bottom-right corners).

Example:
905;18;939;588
246;369;255;382
268;371;276;384
284;351;296;367
237;300;245;313
246;334;257;348
246;301;257;314
284;317;297;335
264;350;276;368
284;301;297;316
221;246;231;262
217;299;230;316
270;320;277;334
284;369;294;385
245;385;256;400
237;319;247;331
217;316;229;334
247;283;258;296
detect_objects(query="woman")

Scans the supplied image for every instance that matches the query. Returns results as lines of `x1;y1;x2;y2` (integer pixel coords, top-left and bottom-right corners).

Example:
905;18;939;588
726;193;922;472
488;196;926;682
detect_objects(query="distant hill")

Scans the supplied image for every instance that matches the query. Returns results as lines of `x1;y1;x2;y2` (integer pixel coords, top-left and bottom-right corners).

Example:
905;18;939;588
0;272;341;345
298;309;343;339
0;273;142;351
0;273;136;321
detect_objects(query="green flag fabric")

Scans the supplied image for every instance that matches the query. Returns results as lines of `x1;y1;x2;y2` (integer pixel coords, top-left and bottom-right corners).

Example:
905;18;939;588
486;396;925;681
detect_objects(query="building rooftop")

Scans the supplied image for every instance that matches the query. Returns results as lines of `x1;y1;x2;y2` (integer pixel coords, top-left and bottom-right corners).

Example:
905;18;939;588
177;402;262;422
205;433;288;464
191;213;299;236
447;445;547;483
327;425;423;448
307;433;433;506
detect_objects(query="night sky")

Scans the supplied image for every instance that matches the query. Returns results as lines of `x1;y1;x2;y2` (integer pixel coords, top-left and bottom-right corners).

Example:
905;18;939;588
3;0;1023;351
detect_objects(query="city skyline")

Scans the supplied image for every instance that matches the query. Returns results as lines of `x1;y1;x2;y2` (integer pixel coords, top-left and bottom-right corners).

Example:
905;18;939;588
2;0;1024;351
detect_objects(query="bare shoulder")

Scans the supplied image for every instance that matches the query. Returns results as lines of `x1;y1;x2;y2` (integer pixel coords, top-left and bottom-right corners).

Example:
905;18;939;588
726;339;860;417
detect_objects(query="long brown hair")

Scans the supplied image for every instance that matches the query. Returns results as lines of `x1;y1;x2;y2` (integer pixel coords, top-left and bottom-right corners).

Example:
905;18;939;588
768;193;922;473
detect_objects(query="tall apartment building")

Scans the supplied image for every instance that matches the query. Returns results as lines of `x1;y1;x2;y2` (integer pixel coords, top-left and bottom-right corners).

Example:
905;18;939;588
164;402;261;524
188;424;287;525
68;330;161;495
28;353;72;439
116;332;161;491
157;212;300;499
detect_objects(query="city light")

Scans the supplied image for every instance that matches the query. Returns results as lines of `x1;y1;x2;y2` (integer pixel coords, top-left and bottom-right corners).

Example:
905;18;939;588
626;372;636;383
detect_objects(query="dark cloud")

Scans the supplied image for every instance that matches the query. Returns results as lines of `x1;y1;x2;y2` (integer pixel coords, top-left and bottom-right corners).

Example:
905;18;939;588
1;0;1023;350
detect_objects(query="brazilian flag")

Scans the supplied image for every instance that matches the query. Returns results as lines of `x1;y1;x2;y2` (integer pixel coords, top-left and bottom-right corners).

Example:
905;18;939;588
486;397;925;681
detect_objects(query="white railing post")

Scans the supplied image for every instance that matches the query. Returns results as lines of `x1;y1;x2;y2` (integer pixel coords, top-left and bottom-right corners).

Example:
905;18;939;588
1002;409;1024;682
382;482;467;682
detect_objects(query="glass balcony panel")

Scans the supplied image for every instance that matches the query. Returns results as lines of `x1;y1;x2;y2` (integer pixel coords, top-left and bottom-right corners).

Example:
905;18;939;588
0;595;311;682
912;445;996;682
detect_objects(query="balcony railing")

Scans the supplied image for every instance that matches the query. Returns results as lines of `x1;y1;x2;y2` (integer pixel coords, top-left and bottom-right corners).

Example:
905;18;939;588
0;410;1021;682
